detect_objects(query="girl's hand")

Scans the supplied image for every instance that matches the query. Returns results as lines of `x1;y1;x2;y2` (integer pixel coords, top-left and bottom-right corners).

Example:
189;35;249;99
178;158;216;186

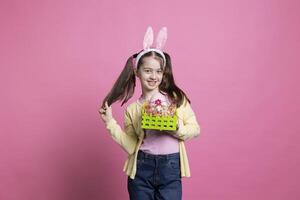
98;101;113;124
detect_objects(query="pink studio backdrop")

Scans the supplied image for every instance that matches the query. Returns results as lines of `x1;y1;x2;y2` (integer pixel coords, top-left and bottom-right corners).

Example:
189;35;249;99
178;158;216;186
1;0;299;200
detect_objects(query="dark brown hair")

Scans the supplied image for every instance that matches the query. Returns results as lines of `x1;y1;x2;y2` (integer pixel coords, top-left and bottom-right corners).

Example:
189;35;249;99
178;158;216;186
102;50;190;108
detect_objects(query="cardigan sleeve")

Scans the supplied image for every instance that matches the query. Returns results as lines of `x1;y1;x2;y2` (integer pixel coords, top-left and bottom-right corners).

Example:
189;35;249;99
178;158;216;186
172;100;201;141
105;108;138;155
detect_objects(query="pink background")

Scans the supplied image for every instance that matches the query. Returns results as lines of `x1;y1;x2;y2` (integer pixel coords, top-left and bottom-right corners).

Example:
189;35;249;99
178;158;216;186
1;0;299;199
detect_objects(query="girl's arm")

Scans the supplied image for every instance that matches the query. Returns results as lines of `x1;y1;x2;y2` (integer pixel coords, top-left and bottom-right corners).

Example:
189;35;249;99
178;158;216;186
100;103;138;154
170;100;201;141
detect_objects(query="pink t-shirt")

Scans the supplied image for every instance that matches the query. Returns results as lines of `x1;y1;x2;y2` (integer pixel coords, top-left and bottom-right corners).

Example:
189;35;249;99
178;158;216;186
138;94;179;155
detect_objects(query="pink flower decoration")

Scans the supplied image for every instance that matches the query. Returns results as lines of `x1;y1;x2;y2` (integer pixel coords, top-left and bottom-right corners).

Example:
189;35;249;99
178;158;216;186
154;99;161;105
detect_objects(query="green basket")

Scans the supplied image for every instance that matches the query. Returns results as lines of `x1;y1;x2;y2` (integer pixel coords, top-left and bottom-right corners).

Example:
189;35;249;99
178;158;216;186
141;107;178;131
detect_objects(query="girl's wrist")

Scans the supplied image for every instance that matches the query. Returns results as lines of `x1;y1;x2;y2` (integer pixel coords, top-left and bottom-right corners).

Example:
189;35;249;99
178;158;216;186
105;117;114;125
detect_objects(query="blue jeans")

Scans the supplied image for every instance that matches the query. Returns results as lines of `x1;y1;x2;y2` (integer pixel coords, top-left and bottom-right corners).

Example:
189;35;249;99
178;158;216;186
127;150;182;200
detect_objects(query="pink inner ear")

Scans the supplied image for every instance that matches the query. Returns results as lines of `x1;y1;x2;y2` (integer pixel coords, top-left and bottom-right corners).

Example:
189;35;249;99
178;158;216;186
143;26;154;49
156;27;167;50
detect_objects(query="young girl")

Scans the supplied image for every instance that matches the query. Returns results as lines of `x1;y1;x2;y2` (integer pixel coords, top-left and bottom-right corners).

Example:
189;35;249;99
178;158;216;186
99;26;200;200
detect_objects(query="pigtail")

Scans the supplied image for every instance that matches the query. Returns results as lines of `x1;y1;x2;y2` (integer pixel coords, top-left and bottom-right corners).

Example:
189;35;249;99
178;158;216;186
160;52;191;107
102;54;138;108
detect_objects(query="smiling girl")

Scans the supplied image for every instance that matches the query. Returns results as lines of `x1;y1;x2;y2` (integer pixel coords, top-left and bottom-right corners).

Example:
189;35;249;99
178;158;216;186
99;26;200;200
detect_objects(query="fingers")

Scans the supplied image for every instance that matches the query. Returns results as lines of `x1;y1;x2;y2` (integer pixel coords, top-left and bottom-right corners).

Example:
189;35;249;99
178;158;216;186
98;101;110;115
99;108;106;114
105;101;108;108
98;101;113;123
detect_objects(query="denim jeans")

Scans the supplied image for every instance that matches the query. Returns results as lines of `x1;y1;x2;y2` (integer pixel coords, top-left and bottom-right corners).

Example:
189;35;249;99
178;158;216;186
127;150;182;200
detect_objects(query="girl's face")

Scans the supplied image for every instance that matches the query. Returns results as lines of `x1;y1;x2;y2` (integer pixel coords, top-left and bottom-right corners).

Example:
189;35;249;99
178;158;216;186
136;56;164;93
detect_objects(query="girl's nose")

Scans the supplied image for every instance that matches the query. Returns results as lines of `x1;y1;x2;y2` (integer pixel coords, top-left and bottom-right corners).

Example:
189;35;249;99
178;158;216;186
150;72;157;79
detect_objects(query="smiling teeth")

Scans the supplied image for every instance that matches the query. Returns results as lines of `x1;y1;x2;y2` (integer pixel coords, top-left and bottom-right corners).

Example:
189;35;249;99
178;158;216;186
148;81;156;86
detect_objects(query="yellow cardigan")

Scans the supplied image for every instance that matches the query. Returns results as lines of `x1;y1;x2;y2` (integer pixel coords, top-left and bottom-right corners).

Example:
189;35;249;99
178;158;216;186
105;98;200;179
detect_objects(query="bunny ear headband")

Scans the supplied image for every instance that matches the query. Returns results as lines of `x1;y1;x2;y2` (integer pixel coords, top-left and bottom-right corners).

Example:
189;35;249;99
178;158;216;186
135;26;168;68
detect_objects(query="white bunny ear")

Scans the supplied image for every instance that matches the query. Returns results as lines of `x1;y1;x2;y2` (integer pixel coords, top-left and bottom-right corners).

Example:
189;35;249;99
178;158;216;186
143;26;154;49
156;27;167;50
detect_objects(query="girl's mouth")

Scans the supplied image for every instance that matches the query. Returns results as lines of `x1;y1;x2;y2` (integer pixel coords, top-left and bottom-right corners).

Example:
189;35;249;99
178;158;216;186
147;81;157;86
